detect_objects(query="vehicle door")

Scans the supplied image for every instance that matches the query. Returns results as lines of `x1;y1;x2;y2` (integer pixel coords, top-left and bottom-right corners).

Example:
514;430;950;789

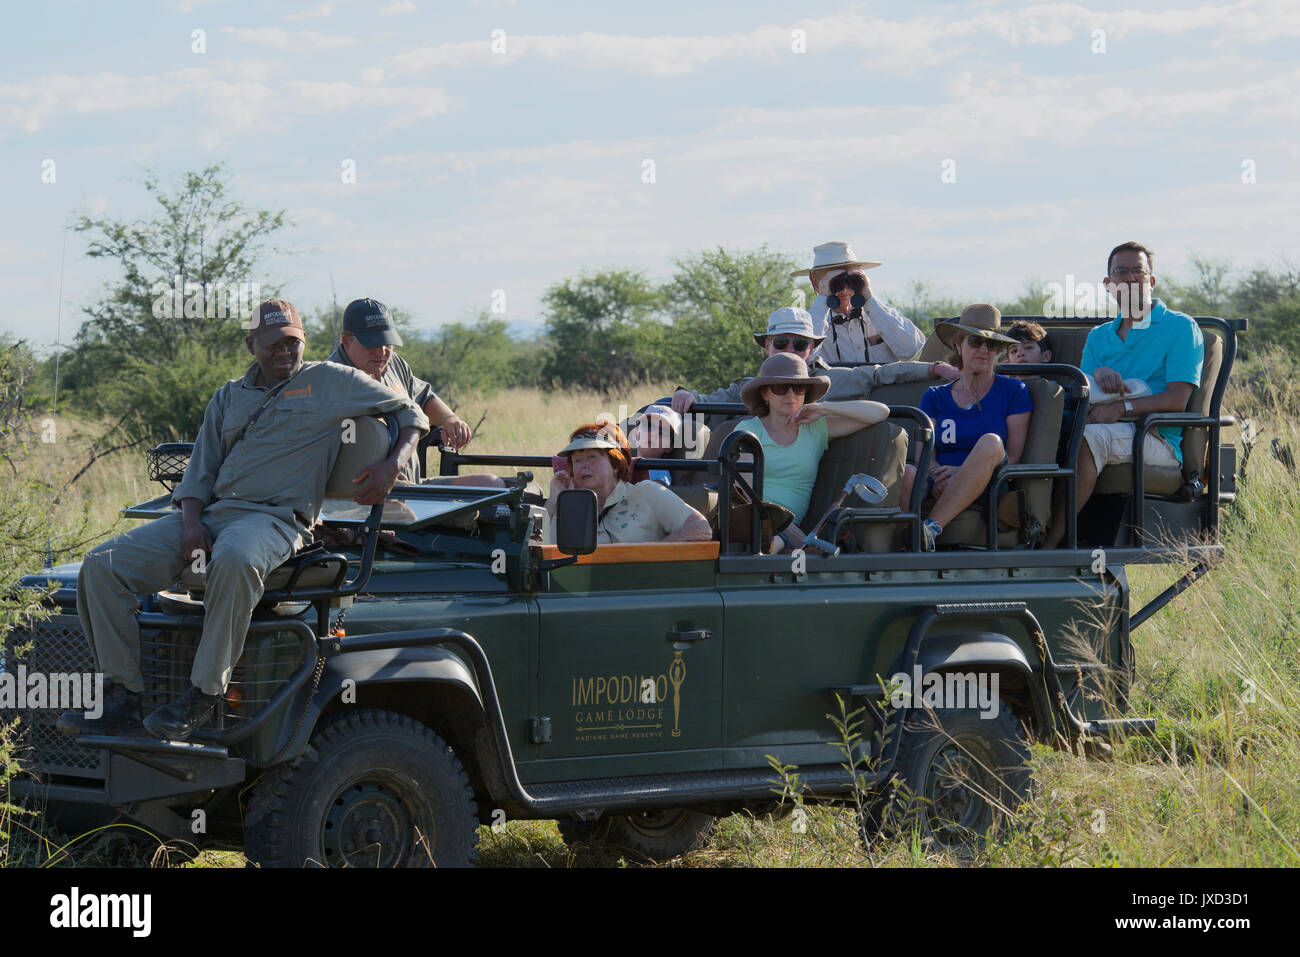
525;548;724;781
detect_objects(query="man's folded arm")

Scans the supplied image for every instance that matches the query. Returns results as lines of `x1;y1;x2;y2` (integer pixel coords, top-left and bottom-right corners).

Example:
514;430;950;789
333;368;431;435
694;381;745;407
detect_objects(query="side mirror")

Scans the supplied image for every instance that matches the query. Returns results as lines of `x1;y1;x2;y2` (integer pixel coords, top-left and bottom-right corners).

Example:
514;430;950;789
555;488;598;555
847;473;888;506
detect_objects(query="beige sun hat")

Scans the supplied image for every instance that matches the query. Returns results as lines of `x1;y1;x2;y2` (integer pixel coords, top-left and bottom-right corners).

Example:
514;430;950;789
935;304;1018;349
790;241;883;278
739;353;831;415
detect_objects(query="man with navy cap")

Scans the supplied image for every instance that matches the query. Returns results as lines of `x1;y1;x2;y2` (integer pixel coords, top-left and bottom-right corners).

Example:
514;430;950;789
326;297;472;483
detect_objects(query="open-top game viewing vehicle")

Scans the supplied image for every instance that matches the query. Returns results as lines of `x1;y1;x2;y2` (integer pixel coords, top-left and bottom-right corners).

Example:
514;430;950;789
3;316;1244;865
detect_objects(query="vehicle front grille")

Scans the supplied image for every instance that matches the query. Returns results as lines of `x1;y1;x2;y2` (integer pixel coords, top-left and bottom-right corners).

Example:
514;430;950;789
2;614;106;778
3;611;305;778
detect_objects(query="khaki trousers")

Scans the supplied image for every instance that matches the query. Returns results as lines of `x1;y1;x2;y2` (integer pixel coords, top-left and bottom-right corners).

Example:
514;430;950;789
77;501;300;696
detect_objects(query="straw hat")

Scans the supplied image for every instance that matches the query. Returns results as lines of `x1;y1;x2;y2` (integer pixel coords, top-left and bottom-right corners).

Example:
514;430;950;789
935;304;1017;349
790;241;883;278
739;353;831;415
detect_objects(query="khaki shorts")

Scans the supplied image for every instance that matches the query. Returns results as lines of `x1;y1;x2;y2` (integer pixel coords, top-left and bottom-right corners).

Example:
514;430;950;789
1083;423;1180;475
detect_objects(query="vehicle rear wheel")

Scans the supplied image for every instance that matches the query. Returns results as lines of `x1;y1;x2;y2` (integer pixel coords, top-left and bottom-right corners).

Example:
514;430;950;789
244;710;479;868
557;808;716;863
888;704;1030;852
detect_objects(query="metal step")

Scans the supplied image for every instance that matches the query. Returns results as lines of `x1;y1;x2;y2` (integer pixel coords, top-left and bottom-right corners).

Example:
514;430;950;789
524;763;874;815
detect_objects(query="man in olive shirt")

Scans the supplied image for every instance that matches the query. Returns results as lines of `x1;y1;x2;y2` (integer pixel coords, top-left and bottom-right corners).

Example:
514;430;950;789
326;297;471;483
65;299;428;741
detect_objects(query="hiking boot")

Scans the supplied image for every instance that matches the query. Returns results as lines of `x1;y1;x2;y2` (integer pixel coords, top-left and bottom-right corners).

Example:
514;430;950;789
57;681;143;737
143;685;221;741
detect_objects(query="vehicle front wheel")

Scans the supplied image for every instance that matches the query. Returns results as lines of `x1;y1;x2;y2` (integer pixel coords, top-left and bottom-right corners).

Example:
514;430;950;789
887;704;1030;852
244;710;479;868
558;808;716;863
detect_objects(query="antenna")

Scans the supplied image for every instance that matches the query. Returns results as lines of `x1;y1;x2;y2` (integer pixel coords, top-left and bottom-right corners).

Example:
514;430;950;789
329;271;340;343
45;230;68;570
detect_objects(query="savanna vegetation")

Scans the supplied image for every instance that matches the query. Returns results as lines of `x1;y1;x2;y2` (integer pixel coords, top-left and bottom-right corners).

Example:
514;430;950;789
3;165;1299;867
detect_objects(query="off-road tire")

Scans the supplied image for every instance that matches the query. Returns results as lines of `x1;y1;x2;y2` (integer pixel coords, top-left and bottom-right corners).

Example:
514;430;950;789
887;704;1030;852
558;808;717;863
243;710;479;868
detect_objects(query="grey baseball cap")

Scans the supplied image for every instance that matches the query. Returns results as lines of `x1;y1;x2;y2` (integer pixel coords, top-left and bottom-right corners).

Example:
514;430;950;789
343;297;403;348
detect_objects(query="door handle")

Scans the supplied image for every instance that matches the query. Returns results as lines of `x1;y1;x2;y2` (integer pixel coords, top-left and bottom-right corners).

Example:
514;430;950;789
666;628;713;643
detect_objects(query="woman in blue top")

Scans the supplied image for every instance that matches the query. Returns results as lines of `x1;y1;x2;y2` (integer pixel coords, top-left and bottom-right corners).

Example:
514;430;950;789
735;352;890;553
901;305;1033;550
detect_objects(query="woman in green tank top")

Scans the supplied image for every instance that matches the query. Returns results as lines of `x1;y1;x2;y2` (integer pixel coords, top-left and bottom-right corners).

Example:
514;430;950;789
735;353;890;553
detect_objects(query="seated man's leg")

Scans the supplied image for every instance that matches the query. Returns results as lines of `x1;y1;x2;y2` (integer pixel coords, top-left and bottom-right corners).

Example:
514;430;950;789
77;512;189;693
188;509;300;696
143;507;298;740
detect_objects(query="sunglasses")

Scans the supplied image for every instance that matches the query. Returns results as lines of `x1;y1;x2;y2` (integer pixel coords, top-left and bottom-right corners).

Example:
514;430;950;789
765;383;809;396
770;337;812;352
828;273;866;295
963;336;1001;351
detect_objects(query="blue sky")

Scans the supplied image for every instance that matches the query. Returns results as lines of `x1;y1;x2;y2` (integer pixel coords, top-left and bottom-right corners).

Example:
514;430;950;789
3;0;1298;349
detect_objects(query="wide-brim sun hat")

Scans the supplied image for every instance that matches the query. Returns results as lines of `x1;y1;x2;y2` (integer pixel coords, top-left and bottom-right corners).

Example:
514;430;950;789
935;303;1018;349
753;306;824;346
739;353;831;415
790;241;883;278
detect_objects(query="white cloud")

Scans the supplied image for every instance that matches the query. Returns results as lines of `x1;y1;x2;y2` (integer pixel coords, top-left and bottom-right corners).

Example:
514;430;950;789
284;3;333;20
385;1;1300;78
218;27;356;50
0;61;454;141
286;80;456;128
380;1;417;14
0;72;184;133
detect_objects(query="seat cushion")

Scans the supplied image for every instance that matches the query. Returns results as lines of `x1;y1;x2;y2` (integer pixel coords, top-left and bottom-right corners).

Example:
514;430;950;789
177;558;344;596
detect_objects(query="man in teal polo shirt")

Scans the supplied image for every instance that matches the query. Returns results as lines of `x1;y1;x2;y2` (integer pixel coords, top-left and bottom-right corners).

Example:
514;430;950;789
1045;241;1204;548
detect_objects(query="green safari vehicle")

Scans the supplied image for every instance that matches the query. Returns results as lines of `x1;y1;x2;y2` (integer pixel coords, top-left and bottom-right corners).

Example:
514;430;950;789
3;315;1244;865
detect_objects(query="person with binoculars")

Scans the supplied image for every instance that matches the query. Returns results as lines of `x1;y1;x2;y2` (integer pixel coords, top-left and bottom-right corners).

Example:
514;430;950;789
792;240;927;365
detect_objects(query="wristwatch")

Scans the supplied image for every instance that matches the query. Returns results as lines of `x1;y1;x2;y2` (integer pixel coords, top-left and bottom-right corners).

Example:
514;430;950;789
1123;399;1134;416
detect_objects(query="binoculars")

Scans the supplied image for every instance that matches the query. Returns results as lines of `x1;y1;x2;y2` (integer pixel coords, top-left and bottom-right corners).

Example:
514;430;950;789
828;273;867;322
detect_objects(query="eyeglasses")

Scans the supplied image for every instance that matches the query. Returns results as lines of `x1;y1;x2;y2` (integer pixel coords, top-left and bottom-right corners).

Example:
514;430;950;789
765;383;809;396
828;273;866;295
1109;267;1151;280
963;337;999;352
770;337;812;352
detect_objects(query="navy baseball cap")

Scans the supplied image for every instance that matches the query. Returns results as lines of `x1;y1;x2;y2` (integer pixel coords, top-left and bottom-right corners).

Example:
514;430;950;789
342;297;403;348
